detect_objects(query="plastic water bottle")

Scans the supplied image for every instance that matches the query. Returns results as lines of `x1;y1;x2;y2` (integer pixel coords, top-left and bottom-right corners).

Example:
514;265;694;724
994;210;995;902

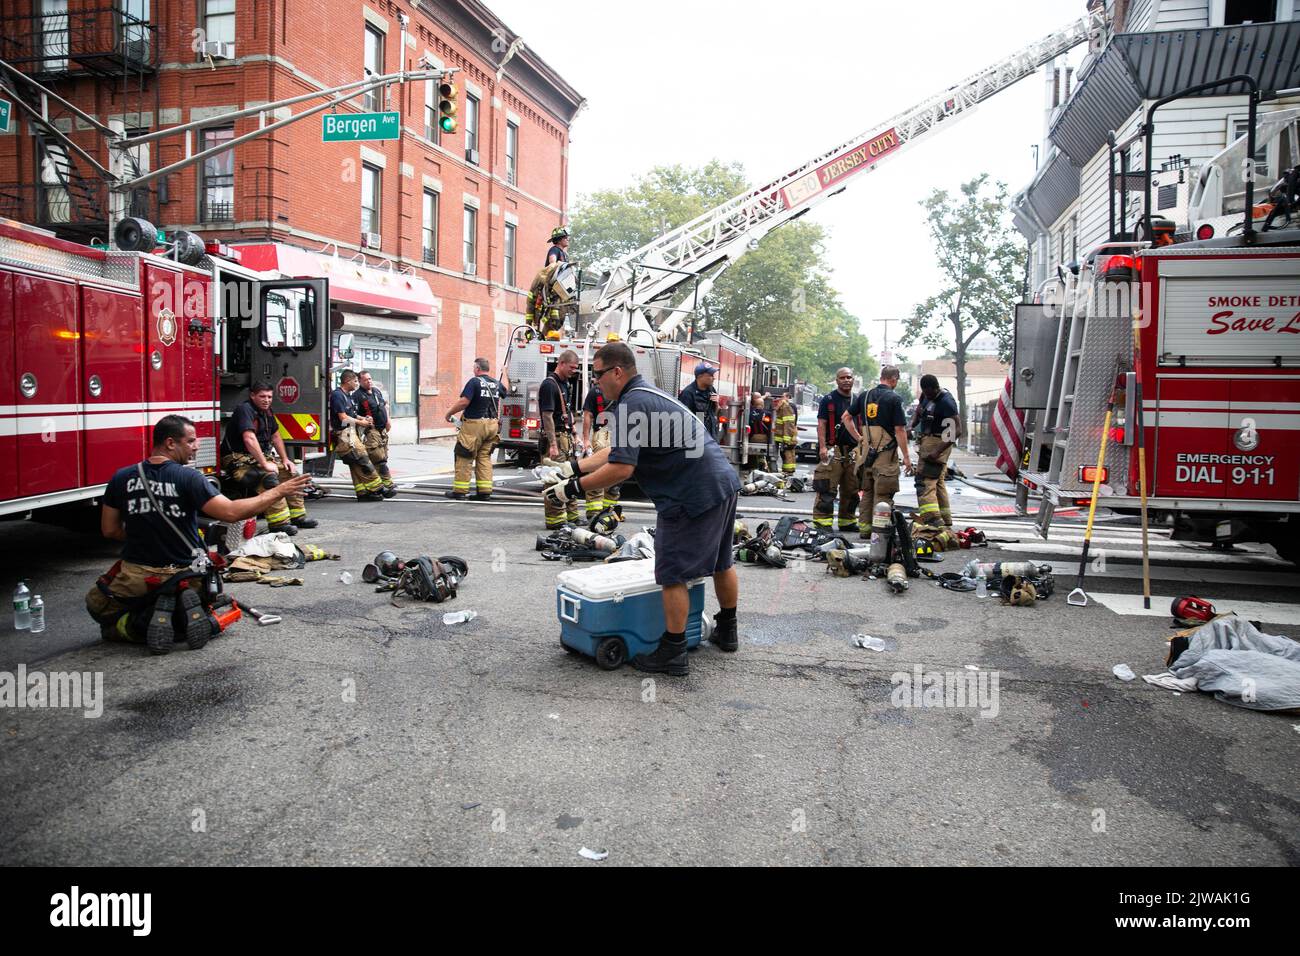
28;595;44;633
338;571;354;585
443;609;477;625
975;572;989;599
13;580;31;631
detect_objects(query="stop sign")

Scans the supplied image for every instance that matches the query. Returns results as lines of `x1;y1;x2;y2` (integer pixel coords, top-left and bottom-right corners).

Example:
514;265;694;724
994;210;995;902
277;376;300;405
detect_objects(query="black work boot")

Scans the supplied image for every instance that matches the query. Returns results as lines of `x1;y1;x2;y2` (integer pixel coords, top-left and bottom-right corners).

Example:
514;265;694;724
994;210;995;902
710;612;739;652
269;522;299;536
381;485;398;499
471;492;492;501
291;517;319;529
146;593;176;655
632;633;689;676
444;490;468;500
179;587;214;651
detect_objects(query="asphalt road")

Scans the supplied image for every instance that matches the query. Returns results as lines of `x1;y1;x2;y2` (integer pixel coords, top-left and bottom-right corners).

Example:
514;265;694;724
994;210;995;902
1;472;1297;866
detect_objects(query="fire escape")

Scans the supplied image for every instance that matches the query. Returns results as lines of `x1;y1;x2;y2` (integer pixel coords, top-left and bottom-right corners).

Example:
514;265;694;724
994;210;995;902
0;3;160;244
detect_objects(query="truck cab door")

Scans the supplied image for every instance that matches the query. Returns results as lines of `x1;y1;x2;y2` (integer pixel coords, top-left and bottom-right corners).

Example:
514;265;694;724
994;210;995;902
249;278;329;452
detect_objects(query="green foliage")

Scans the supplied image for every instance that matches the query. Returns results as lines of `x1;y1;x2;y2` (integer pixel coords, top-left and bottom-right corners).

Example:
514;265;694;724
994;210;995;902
899;175;1025;422
569;162;876;388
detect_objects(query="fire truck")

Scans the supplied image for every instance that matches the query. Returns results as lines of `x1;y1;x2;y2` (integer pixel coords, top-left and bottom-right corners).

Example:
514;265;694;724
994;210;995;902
1013;85;1300;564
0;217;330;518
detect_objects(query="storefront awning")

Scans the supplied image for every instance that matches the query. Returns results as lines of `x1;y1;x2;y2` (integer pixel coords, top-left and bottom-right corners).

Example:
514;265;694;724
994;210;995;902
1049;21;1300;168
232;243;437;316
337;310;433;341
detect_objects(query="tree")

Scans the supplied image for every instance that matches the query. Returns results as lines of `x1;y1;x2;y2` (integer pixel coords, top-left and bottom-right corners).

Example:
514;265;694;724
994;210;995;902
569;162;875;388
899;175;1025;424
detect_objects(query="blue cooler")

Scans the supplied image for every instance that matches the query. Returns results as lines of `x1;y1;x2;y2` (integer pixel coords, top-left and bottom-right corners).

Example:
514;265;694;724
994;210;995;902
556;562;707;670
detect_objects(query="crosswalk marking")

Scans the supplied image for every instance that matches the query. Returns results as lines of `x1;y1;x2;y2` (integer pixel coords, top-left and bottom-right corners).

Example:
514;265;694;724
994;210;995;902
1087;592;1300;626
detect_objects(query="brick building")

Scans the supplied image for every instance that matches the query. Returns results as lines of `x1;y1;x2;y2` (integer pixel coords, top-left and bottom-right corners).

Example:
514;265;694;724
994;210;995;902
0;0;584;441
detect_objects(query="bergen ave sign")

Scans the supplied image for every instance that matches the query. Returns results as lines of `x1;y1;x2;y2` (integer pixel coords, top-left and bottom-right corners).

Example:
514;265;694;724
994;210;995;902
322;112;400;142
0;100;11;134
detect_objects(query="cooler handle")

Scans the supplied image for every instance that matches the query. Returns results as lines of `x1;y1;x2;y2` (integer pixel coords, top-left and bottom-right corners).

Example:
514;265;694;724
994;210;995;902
559;594;581;623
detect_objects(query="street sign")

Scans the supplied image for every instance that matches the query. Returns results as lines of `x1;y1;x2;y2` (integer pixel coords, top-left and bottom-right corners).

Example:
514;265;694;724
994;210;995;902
0;100;11;134
322;111;400;142
277;376;300;405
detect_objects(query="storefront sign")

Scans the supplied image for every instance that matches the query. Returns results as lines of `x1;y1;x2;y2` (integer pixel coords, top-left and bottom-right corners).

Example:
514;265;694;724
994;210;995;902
395;355;413;405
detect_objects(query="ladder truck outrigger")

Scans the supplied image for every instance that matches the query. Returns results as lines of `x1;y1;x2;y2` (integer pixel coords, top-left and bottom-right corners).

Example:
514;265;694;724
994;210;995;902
499;9;1109;471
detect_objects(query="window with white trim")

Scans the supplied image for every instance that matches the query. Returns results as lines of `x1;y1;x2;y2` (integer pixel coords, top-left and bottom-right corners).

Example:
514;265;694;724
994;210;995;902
504;221;516;287
363;25;383;112
463;204;477;274
422;189;438;265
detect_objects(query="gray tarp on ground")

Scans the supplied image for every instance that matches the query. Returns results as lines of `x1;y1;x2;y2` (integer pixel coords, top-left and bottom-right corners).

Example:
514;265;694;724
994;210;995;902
1168;616;1300;712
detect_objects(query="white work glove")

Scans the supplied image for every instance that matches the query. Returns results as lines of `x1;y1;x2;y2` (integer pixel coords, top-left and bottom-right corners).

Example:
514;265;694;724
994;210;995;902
543;477;582;507
540;457;576;479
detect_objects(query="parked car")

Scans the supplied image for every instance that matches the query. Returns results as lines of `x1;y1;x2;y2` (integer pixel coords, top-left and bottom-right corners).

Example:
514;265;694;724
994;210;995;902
796;413;820;461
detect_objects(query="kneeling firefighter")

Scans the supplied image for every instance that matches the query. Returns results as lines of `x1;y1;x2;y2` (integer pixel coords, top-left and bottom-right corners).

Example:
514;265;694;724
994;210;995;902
850;365;912;538
87;414;311;653
356;370;396;498
913;373;960;534
330;370;385;501
444;357;508;500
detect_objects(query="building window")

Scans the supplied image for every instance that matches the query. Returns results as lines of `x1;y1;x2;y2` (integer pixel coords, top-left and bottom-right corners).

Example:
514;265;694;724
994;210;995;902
463;204;477;274
199;125;234;222
422;189;438;265
1222;0;1277;25
363;25;384;112
505;121;518;185
39;0;69;72
203;0;235;45
1232;118;1271;181
504;221;516;287
362;163;381;237
424;78;438;143
1070;213;1078;263
465;93;480;162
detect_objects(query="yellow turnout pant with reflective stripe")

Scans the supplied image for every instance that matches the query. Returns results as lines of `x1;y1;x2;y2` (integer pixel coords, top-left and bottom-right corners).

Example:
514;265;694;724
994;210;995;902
454;418;499;495
855;427;900;527
812;449;859;532
916;435;953;528
363;427;394;490
545;432;581;527
584;427;622;516
334;427;383;498
221;450;304;527
773;438;797;474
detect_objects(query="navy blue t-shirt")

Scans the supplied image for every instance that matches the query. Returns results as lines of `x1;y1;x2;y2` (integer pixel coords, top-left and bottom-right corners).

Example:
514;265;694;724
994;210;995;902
460;374;503;419
604;376;740;519
104;460;219;567
355;385;390;430
221;399;276;456
818;389;857;447
546;244;568;265
919;390;960;437
850;385;906;434
329;386;357;433
538;373;573;433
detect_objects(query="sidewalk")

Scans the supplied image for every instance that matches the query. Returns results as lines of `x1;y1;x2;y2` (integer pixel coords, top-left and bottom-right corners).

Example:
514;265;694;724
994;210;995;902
326;437;458;484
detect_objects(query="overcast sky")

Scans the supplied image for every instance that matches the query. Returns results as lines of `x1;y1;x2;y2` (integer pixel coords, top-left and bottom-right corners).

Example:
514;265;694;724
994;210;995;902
491;0;1089;361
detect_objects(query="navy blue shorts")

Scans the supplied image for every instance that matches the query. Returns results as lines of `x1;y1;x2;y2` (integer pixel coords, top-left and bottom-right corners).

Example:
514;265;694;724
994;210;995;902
653;492;739;586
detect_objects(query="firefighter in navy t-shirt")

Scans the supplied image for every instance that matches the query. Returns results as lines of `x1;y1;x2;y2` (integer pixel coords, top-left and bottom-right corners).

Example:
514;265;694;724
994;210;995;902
545;226;570;266
813;367;860;533
220;381;316;533
355;370;396;498
914;373;961;533
443;357;509;500
87;415;310;652
846;365;912;535
330;370;385;501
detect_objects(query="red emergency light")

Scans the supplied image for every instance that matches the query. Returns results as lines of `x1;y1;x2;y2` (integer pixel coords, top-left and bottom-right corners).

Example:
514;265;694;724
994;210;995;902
539;344;555;354
204;240;241;263
509;428;522;438
1195;223;1215;241
525;418;539;430
1109;426;1125;444
1079;465;1109;484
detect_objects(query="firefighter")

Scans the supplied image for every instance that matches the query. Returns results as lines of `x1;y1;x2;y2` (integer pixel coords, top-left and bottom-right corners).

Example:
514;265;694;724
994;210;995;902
220;381;317;534
771;391;798;476
443;358;508;500
744;392;772;478
846;365;912;537
813;368;860;533
540;349;581;528
330;370;385;501
355;370;397;499
679;362;721;440
914;373;961;533
542;342;742;676
581;378;622;522
86;415;311;652
546;226;570;266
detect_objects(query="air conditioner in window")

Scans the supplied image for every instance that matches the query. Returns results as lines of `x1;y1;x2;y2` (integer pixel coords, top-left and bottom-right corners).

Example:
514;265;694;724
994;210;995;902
464;261;477;276
202;41;235;60
465;148;480;166
363;232;382;250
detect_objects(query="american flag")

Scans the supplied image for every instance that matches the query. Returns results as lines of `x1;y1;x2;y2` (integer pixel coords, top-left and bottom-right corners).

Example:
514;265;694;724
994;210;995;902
991;373;1026;478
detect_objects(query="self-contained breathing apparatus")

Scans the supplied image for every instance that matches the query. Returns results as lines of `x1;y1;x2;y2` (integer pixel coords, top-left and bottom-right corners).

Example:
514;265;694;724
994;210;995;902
362;552;468;604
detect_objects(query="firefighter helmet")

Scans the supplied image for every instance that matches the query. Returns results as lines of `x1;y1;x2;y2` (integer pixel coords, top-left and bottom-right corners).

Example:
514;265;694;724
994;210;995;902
549;226;569;243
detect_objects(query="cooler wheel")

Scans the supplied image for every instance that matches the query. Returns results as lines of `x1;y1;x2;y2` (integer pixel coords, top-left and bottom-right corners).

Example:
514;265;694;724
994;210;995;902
594;636;627;671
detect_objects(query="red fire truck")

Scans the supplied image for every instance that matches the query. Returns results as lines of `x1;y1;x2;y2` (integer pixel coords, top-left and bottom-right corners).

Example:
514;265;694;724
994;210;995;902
0;218;330;518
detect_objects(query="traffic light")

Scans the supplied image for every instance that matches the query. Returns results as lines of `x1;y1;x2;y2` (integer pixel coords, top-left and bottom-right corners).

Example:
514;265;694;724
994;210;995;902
438;79;458;134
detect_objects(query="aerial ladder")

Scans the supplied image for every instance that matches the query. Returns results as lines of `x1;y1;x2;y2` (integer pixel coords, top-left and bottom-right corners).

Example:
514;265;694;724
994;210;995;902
579;8;1108;344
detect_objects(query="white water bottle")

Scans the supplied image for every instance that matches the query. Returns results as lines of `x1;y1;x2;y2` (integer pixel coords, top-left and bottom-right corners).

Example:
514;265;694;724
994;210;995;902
28;595;44;633
13;580;31;631
975;572;989;599
442;609;477;625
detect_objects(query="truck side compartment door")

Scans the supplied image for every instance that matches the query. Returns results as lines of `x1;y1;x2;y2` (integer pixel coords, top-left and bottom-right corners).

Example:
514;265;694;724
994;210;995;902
1229;376;1299;502
1153;377;1230;499
249;279;329;450
14;273;82;496
0;271;16;502
80;285;146;486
